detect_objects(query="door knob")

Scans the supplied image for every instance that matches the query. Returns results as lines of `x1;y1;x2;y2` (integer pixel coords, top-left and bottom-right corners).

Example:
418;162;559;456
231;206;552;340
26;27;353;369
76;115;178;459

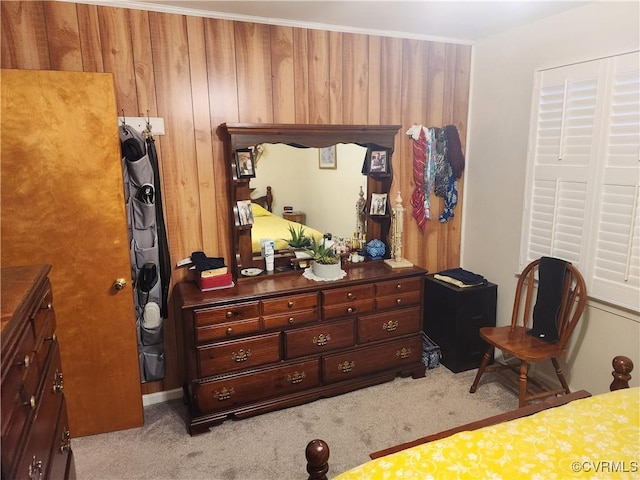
113;278;127;291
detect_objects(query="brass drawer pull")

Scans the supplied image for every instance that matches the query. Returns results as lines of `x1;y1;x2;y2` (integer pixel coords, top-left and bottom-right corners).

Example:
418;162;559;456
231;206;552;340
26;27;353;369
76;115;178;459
338;360;355;373
60;429;71;453
396;283;402;290
346;307;355;314
19;354;32;368
287;300;295;308
28;455;43;480
213;387;235;401
25;395;36;409
396;298;402;305
396;347;412;359
346;292;354;300
231;349;252;362
312;333;331;346
225;311;234;319
382;320;398;332
288;317;295;324
52;370;64;393
287;371;306;384
226;327;233;336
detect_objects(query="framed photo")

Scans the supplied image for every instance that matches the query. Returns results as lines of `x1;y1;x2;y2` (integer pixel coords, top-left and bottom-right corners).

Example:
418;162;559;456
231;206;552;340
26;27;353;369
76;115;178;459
367;148;389;174
370;193;388;216
318;146;337;169
235;148;255;179
236;199;254;226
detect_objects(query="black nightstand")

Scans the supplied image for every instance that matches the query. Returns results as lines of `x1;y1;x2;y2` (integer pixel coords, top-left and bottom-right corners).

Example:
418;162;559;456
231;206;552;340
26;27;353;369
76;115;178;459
423;274;497;373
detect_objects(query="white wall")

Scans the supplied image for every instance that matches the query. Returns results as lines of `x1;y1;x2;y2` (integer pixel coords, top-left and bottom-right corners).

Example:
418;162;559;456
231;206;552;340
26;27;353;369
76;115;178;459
463;1;640;394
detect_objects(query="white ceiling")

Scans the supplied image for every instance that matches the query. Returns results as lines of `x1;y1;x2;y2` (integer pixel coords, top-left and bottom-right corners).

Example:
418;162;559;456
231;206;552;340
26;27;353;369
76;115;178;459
121;0;592;43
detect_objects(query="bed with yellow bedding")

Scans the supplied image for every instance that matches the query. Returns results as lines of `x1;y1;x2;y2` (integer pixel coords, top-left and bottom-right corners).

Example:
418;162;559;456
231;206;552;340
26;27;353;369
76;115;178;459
305;357;638;479
250;202;324;253
336;388;639;479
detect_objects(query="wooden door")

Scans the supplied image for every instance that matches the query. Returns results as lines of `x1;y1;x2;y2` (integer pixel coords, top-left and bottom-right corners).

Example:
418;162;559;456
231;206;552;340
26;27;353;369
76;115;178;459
1;69;143;436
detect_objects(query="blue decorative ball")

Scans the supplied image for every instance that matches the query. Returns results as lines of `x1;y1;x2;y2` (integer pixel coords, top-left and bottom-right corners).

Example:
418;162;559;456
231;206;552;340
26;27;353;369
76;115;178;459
365;239;386;260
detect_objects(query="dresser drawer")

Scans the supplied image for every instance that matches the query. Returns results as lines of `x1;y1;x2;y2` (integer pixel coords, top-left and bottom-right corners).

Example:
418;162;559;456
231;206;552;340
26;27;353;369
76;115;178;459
358;307;422;344
1;366;40;468
196;318;261;343
375;290;422;310
13;343;64;480
194;359;320;413
48;398;72;480
322;284;374;306
1;323;36;429
375;277;422;296
322;299;375;320
262;293;318;315
322;334;423;383
34;309;57;371
30;280;53;342
263;308;319;330
194;301;260;327
197;332;281;377
284;319;355;359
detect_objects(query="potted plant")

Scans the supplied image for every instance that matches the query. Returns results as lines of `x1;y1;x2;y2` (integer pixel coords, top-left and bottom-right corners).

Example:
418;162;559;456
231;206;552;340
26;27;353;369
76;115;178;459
284;224;312;249
306;237;342;278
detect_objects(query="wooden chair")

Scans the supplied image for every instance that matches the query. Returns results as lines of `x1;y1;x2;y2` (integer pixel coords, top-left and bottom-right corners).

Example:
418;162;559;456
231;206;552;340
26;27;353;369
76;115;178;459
470;257;587;407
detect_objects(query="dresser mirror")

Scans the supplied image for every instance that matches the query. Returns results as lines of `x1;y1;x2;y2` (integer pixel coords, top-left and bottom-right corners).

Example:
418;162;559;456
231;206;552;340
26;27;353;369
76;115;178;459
220;123;401;279
251;142;368;239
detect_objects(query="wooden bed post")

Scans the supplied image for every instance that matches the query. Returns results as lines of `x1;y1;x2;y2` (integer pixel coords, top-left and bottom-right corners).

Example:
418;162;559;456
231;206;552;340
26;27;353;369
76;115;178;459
306;439;329;480
610;355;634;390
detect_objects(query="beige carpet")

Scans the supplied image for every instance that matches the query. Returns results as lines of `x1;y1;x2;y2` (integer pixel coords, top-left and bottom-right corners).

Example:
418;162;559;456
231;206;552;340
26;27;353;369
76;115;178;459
71;366;518;479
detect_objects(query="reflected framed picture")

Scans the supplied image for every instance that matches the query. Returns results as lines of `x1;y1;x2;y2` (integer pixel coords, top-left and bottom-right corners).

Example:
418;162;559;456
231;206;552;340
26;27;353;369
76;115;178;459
370;193;388;216
235;148;255;179
319;146;337;169
236;199;254;225
366;148;389;174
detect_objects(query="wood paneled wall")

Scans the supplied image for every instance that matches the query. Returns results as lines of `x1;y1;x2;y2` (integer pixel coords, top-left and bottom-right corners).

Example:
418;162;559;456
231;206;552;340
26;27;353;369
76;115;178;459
1;1;471;394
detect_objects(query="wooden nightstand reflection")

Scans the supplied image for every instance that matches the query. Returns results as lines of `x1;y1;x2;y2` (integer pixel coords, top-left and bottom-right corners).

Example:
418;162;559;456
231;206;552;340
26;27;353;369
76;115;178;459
283;211;306;224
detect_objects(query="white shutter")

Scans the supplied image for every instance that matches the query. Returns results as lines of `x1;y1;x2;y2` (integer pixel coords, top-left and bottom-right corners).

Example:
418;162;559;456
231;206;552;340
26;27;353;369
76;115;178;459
521;62;601;271
591;52;640;311
520;52;640;311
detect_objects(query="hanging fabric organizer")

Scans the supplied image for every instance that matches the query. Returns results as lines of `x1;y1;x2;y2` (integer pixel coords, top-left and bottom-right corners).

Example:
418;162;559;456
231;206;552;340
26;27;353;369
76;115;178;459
119;121;171;383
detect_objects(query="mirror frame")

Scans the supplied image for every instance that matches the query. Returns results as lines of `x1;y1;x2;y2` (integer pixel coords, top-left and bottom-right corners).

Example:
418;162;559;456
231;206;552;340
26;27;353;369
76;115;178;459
220;123;401;279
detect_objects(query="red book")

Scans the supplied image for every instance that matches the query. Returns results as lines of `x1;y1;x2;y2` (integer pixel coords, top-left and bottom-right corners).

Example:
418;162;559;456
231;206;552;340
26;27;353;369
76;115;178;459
197;272;234;291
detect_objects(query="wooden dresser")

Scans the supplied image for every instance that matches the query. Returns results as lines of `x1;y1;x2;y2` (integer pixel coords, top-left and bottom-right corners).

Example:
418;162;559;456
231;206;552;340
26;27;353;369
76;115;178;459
176;262;427;434
1;265;75;480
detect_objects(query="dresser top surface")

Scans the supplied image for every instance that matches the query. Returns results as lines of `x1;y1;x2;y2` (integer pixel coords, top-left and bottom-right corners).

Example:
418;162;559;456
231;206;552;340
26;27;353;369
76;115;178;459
177;262;427;309
1;264;50;331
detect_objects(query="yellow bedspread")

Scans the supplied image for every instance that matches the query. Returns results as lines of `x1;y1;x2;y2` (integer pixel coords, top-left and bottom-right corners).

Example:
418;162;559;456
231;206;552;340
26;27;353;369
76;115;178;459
250;203;324;253
335;387;640;479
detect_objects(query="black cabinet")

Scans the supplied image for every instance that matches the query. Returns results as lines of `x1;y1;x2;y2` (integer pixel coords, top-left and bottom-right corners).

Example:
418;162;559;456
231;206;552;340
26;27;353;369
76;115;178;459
423;274;497;373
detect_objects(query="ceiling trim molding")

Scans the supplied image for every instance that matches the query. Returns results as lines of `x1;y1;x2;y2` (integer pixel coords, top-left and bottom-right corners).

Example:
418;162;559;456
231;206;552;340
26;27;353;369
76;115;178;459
61;0;475;46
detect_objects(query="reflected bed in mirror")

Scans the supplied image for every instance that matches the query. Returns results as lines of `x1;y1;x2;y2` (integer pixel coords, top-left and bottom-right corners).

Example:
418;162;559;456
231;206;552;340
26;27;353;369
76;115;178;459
251;143;368;241
248;198;324;253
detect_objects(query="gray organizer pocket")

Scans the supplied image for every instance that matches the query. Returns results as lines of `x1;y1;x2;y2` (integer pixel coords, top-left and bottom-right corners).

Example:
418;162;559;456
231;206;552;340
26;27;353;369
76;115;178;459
131;197;156;230
137;276;161;309
126;155;153;187
139;344;165;382
138;320;163;346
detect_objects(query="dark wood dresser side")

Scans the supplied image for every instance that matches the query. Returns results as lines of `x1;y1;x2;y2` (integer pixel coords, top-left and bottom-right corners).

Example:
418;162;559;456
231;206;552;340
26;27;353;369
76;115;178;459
1;265;75;480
